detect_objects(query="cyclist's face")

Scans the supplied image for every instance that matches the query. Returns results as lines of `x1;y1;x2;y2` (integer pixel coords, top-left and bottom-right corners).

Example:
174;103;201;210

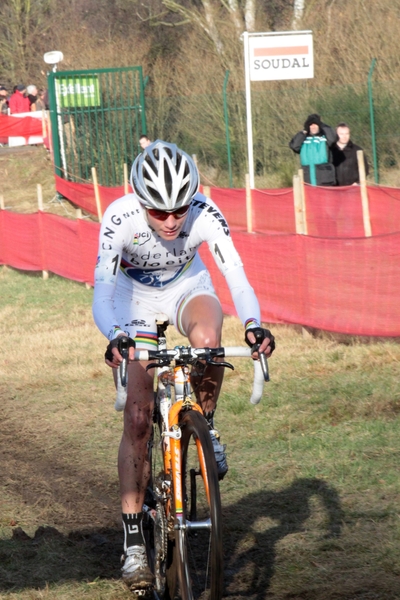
146;206;189;240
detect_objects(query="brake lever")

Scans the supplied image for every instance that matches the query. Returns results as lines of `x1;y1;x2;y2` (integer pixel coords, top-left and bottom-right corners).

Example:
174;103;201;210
118;338;129;387
207;359;234;370
257;348;269;382
145;360;170;371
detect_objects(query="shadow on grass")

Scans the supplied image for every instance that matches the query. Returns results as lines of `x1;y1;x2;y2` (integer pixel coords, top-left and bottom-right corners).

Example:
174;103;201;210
0;524;123;592
0;478;343;595
222;478;344;599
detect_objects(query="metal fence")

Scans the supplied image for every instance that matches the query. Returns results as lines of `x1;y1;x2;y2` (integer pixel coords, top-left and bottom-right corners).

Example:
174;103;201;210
47;67;400;189
47;66;147;186
144;78;400;187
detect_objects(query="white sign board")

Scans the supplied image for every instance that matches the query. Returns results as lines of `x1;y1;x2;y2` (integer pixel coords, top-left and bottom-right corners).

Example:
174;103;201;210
243;31;313;188
248;33;313;81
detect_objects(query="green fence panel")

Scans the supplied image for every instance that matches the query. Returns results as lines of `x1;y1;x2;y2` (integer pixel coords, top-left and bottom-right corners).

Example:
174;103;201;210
47;66;147;186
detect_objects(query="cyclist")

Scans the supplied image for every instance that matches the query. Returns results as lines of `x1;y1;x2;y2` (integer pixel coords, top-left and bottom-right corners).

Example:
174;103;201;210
92;140;275;591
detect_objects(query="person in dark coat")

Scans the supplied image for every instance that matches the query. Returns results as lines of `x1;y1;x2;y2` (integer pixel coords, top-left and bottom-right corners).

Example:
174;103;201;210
332;123;369;186
289;113;337;186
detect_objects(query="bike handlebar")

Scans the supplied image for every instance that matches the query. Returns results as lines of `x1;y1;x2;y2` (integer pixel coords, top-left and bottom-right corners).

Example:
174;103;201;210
115;346;269;411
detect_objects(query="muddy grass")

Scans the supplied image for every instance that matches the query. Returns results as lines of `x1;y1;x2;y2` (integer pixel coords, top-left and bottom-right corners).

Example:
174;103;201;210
1;268;400;599
1;150;400;599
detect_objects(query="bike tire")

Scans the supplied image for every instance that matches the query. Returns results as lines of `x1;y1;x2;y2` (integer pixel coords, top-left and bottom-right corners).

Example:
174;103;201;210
147;404;175;600
174;409;224;600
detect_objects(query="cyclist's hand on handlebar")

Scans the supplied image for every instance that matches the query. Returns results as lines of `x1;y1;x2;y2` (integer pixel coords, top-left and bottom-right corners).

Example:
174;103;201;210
245;327;275;359
105;335;135;368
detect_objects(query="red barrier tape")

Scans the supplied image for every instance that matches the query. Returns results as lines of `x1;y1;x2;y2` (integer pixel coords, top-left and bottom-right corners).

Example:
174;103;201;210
0;114;43;138
54;176;400;238
1;209;400;336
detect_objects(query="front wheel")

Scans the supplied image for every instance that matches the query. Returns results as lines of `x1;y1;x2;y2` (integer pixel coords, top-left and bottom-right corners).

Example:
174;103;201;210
175;409;223;600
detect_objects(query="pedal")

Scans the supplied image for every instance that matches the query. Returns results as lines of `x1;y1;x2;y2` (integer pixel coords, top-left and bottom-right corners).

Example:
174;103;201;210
129;586;153;597
130;588;153;598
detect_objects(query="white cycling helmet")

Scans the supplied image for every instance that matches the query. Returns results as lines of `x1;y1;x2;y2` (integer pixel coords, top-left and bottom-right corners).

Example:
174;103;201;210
130;140;199;210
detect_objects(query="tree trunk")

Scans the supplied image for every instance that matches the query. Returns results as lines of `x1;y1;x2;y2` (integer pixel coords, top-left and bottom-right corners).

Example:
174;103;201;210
292;0;305;29
244;0;255;32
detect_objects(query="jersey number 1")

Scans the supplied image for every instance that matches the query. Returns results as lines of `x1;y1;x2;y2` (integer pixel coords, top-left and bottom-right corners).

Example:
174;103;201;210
214;243;225;264
111;254;119;275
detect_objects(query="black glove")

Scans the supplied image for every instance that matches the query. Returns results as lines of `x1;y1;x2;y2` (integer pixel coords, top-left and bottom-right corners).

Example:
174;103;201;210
245;327;275;355
105;335;135;362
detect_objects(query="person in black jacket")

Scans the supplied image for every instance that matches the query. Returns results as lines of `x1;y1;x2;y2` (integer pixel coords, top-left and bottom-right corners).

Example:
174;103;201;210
332;123;369;186
289;113;337;186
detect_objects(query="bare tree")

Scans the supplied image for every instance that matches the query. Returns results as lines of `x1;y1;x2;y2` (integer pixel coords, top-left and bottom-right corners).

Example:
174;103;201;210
158;0;257;58
0;0;54;84
292;0;305;29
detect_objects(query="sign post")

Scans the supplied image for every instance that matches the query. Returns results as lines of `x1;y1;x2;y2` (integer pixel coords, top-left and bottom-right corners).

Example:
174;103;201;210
243;30;314;188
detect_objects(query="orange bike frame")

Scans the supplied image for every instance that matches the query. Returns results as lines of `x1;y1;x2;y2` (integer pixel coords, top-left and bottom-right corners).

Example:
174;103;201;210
162;365;210;517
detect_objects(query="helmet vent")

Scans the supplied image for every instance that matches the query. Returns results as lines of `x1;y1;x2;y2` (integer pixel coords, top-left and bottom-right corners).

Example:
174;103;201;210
130;140;199;211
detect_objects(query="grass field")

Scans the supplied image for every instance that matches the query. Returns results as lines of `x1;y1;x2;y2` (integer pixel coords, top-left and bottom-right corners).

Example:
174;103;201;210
1;266;400;599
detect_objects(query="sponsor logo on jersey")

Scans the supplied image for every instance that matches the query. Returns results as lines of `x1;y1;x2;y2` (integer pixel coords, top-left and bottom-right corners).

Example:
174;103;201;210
133;231;151;246
127;319;150;327
191;199;230;236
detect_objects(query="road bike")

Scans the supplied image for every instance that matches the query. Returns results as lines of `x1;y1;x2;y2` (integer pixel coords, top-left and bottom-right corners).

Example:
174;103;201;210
115;314;269;600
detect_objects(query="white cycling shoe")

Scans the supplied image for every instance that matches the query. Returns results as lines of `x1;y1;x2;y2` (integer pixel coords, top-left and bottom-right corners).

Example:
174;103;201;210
121;545;154;591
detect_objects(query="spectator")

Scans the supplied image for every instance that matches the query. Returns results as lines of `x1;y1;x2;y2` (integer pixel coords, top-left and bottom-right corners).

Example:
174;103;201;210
289;113;337;186
139;134;151;149
332;123;369;186
8;84;30;114
35;88;48;111
0;86;9;115
26;84;38;110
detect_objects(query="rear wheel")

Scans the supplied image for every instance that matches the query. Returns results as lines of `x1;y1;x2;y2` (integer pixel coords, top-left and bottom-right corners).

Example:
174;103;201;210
174;409;223;600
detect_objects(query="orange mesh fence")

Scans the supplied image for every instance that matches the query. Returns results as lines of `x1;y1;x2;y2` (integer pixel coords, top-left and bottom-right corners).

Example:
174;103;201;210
2;209;400;336
54;177;399;241
55;175;125;215
207;187;296;234
55;178;296;234
206;187;247;230
368;186;400;235
199;231;400;336
252;188;296;233
0;211;99;283
304;185;366;237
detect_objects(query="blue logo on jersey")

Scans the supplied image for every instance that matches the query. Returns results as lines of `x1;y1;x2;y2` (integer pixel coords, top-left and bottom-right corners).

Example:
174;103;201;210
125;265;186;287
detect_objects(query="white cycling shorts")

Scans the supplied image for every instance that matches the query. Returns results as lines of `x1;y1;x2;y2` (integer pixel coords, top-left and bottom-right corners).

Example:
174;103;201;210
112;265;219;349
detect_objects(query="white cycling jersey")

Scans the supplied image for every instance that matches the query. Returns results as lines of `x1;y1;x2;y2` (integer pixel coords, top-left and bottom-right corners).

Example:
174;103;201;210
93;192;261;341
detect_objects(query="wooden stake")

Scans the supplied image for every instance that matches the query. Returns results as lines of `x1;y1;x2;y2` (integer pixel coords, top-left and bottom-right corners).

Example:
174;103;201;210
357;150;372;237
294;171;310;338
298;168;308;235
46;110;53;155
42;110;47;139
37;184;44;211
36;183;49;280
75;207;91;288
92;167;103;222
245;173;253;233
0;194;4;210
203;186;211;198
124;163;129;194
293;174;305;234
